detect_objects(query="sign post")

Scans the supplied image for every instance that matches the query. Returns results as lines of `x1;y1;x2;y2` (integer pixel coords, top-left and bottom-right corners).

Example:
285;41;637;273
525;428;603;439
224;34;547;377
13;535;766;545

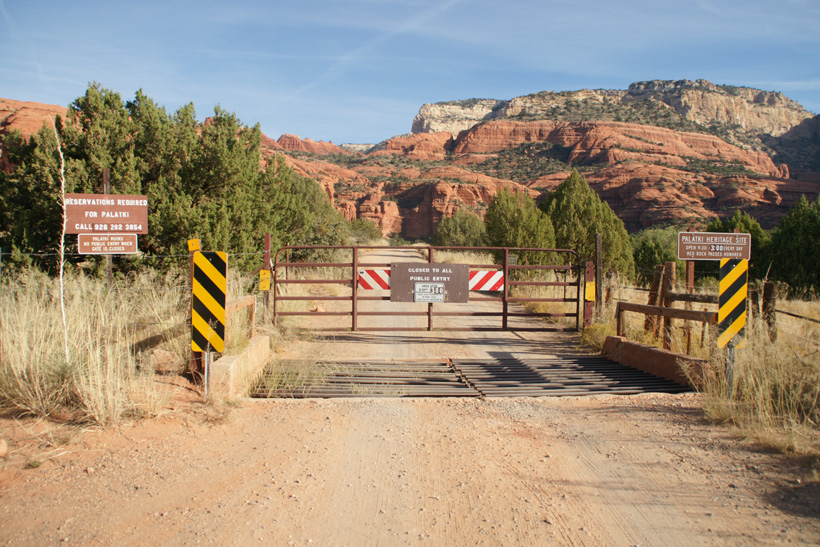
678;231;751;386
191;250;227;394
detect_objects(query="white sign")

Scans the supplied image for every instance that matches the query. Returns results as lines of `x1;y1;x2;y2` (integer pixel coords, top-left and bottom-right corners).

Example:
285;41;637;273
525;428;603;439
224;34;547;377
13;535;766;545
413;282;446;303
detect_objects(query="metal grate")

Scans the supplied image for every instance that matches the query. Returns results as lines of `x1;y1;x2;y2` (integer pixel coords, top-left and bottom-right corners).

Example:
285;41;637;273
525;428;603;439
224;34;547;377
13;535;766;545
451;357;692;398
251;360;478;398
251;357;691;399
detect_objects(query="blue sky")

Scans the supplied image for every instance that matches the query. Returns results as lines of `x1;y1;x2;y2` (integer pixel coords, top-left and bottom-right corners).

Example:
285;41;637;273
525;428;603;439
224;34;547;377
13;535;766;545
2;0;818;144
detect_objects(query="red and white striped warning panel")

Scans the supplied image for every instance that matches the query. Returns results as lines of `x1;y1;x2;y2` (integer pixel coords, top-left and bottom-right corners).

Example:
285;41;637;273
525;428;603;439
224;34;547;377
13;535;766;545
359;269;504;291
357;269;391;290
469;270;505;291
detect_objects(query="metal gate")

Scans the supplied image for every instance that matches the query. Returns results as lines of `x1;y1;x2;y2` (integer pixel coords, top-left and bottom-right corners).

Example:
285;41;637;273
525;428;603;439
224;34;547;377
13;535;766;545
271;245;591;332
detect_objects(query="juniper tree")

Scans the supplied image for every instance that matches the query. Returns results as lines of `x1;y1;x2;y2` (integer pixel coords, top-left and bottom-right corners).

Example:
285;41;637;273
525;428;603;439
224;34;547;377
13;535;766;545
484;188;554;264
539;169;634;277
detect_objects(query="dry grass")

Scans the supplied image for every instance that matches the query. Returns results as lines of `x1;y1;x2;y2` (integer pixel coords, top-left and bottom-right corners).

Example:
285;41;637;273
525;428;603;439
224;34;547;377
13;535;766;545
513;268;584;329
431;249;494;266
0;268;181;425
699;315;820;456
255;358;330;396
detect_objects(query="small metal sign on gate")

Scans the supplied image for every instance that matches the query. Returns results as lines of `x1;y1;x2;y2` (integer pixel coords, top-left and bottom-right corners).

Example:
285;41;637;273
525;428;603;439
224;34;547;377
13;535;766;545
390;263;469;303
414;282;446;302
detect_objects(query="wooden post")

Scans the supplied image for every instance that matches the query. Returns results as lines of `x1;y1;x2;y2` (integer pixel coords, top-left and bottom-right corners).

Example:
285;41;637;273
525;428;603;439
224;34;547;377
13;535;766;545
595;233;603;320
660;261;677;350
645;264;663;331
103;168;113;290
749;285;760;320
763;282;778;342
685;260;695;354
583;261;594;328
686;260;695;293
263;233;271;318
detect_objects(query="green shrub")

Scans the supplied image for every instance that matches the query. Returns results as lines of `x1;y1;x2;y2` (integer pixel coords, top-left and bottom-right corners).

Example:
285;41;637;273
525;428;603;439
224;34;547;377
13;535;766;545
432;209;487;247
349;218;383;243
485;188;554;264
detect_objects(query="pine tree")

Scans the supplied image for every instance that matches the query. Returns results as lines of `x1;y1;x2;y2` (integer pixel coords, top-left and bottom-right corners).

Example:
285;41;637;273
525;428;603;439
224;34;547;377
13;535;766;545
769;196;820;292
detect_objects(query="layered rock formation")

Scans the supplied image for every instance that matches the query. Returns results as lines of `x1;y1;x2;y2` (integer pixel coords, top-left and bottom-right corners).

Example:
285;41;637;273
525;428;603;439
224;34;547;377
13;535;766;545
300;114;817;235
411;99;505;135
451;119;788;178
3;79;818;240
625;80;810;137
412;80;814;139
223;83;820;236
275;134;347;155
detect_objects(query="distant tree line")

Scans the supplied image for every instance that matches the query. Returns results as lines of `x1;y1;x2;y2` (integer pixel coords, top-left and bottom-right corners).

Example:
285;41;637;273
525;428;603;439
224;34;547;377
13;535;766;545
436;170;820;295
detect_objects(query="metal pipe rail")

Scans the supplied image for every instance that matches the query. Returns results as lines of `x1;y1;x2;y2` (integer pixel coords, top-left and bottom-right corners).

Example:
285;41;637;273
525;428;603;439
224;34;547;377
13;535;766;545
272;245;585;332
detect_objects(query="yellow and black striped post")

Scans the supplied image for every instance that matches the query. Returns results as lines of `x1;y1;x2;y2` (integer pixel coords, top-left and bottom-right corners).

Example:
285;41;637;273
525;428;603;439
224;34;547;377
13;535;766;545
718;258;747;348
192;251;227;353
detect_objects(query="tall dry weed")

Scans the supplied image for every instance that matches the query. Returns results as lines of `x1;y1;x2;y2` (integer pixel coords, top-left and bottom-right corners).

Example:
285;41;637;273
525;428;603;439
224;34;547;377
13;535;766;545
701;315;820;455
0;268;177;425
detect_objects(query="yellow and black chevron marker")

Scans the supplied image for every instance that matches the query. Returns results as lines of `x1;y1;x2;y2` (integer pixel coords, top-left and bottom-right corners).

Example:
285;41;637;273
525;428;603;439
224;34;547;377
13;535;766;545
718;258;747;348
192;251;227;353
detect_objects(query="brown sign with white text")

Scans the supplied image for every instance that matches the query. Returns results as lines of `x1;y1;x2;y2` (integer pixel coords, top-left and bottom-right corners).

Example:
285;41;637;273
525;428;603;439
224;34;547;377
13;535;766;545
78;233;139;254
677;232;751;261
390;263;469;303
65;193;148;234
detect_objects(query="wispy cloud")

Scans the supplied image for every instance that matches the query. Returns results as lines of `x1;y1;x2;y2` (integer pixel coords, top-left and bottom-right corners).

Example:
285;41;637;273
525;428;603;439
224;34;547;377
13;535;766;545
290;0;463;98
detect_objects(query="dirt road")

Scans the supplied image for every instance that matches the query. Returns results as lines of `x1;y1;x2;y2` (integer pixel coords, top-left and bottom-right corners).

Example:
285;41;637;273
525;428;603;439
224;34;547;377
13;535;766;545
2;395;818;545
1;248;818;545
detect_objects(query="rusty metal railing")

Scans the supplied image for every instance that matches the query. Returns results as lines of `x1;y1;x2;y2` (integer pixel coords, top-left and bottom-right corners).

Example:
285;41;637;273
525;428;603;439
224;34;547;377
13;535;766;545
271;245;585;332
